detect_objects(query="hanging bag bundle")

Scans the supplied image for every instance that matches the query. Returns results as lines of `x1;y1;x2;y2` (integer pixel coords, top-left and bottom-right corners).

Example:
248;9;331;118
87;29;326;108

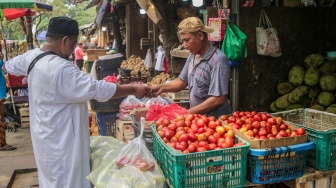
256;9;282;57
221;16;247;61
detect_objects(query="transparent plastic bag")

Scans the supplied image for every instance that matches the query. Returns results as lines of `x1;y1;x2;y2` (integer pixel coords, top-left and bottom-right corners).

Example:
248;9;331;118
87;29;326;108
119;95;145;120
88;118;165;188
145;96;169;107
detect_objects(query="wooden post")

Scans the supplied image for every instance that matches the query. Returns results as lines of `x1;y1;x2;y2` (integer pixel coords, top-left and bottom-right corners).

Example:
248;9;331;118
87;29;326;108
25;16;33;50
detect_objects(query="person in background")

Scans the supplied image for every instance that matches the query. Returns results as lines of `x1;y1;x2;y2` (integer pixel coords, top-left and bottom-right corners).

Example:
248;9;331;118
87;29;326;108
5;17;151;188
151;17;232;118
0;52;16;151
74;42;85;70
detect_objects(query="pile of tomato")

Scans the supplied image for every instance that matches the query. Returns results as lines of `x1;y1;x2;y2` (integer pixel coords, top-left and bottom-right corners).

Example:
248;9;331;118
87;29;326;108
154;114;245;154
220;111;306;140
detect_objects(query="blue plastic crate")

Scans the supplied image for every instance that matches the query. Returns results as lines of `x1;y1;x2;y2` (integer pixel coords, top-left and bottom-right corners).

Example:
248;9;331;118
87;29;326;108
96;112;118;137
248;142;314;184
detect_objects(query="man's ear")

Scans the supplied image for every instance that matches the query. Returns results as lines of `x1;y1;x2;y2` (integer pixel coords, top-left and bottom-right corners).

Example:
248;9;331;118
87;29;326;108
198;31;205;40
61;36;67;45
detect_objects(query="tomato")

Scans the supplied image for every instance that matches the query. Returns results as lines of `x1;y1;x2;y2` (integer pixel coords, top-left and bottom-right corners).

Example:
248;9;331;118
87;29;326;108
182;150;189;154
251;121;260;129
188;143;197;153
188;132;198;141
197;119;205;127
253;114;261;122
198;133;207;141
208;121;217;129
157;130;164;138
258;129;267;136
207;135;217;143
215;120;223;127
239;111;245;117
185;114;195;122
180;141;187;148
261;113;268;121
179;134;188;142
175;115;185;122
233;111;240;118
220;115;228;121
163;119;171;126
235;119;244;126
244;130;254;137
208;143;217;150
225;137;234;147
280;123;288;130
286;128;292;134
155;118;163;127
216;126;225;135
196;147;206;152
162;137;168;143
198;141;209;150
176;120;186;128
239;127;247;133
223;125;233;132
168;124;177;131
198;127;206;134
271;125;278;136
228;116;236;123
175;143;186;151
167;142;176;148
276;117;283;125
290;130;298;137
259;135;267;140
164;130;175;139
226;130;235;138
246;124;252;131
278;130;288;137
201;116;210;126
185;120;192;127
245;118;253;125
267;118;276;125
170;136;178;143
252;128;259;136
190;124;198;133
221;142;230;148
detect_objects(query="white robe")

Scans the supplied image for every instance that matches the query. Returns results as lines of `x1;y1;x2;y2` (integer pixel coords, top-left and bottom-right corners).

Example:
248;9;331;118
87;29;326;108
5;48;116;188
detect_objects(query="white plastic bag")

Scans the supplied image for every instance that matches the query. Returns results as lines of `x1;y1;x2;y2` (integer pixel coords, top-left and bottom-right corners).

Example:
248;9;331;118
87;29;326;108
119;95;145;120
90;60;98;80
155;46;165;71
145;96;170;107
144;48;152;69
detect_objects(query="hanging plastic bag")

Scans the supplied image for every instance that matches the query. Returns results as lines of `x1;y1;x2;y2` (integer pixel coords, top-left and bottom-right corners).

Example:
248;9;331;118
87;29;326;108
144;48;152;69
221;18;247;61
146;103;188;121
145;96;169;107
90;60;98;80
155;46;165;71
256;9;282;57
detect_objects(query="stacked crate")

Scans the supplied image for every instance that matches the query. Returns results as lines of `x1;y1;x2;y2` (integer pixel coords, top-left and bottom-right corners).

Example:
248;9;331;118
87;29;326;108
19;107;29;128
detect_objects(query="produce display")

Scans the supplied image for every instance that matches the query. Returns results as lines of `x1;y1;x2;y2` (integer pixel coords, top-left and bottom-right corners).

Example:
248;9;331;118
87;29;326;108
220;111;306;140
154;114;245;153
147;72;171;86
120;55;151;77
271;53;336;114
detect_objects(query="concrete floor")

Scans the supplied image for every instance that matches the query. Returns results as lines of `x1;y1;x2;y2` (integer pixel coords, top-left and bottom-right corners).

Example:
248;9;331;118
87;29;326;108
0;127;36;188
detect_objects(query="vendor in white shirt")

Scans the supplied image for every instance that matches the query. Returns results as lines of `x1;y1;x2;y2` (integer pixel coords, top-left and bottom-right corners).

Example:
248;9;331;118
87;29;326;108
5;16;151;188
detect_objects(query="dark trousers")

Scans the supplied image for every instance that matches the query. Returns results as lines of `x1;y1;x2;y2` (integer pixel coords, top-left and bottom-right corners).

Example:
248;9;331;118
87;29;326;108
76;59;84;70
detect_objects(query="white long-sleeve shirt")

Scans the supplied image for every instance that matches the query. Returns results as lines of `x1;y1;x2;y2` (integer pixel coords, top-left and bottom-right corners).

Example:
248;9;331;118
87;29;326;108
5;48;116;188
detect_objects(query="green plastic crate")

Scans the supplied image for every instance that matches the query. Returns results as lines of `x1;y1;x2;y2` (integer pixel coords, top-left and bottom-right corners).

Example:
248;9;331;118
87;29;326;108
272;108;336;171
151;125;250;188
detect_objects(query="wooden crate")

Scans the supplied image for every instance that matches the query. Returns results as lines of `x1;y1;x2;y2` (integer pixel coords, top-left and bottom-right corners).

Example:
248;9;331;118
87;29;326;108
19;107;30;128
86;49;106;61
116;120;135;143
284;167;336;188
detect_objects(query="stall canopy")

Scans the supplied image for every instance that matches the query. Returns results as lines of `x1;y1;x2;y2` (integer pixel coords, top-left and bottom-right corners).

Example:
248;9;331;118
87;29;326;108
0;8;35;21
0;0;53;11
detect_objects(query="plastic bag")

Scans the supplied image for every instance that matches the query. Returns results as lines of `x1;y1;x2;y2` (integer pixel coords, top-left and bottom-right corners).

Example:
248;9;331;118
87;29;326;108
119;95;145;120
146;103;188;121
87;134;165;188
90;60;98;80
221;21;247;61
145;96;169;107
144;48;152;69
103;73;118;84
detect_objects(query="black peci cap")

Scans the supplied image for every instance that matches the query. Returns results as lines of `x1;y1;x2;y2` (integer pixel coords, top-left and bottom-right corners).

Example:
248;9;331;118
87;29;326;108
46;16;79;37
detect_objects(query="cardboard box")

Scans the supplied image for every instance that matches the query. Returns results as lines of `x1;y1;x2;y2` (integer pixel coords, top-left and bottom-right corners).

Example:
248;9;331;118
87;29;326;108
86;49;106;61
208;18;227;41
130;107;149;122
116;120;135;143
167;90;189;100
233;121;308;149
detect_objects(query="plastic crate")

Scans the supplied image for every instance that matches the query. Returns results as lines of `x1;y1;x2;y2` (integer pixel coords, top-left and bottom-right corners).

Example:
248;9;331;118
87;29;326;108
272;108;336;171
96;112;118;137
152;125;249;188
90;97;125;113
248;142;314;184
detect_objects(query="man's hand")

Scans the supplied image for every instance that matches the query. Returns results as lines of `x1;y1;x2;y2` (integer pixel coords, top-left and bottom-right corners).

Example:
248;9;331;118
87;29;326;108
133;84;152;98
150;84;164;97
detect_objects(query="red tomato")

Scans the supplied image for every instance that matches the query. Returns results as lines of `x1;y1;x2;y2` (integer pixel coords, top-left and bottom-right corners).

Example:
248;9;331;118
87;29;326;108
185;120;192;127
201;116;209;126
176;121;187;128
267;118;276;125
251;121;260;129
276;117;283;125
198;141;209;150
158;130;164;138
215;120;223;127
164;130;175;139
261;113;268;121
197;119;205;127
190;124;198;133
163;119;171;126
216;126;225;135
175;115;185;122
280;123;288;130
233;111;240;118
175;143;186;151
207;135;217;143
253;114;261;122
168;124;177;131
170;136;178;143
213;133;221;141
185;114;195;122
188;143;197;153
208;143;217;150
208;121;217;129
188;132;197;141
196;147;206;152
244;130;254;137
179;134;188;142
197;133;207;141
220;115;228;121
198;127;206;134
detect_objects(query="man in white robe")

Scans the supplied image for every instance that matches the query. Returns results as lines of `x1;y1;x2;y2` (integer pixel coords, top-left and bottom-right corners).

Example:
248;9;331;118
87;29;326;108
5;17;151;188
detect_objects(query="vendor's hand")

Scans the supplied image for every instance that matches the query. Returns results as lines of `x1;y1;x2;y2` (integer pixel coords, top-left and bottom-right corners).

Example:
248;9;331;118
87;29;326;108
133;84;152;98
150;84;164;97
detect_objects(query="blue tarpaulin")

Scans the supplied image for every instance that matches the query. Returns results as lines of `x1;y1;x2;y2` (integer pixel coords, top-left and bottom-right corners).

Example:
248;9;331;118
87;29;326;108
36;30;46;41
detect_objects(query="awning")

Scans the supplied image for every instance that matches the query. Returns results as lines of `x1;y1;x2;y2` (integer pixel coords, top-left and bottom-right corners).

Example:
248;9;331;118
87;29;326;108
79;22;95;31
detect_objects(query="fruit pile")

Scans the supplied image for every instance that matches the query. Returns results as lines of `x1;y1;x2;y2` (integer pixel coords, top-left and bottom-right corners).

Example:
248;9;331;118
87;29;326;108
154;114;245;154
220;111;306;140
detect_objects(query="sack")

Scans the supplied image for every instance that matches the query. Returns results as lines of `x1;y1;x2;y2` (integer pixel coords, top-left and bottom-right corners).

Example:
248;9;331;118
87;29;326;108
221;22;247;61
256;9;282;57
